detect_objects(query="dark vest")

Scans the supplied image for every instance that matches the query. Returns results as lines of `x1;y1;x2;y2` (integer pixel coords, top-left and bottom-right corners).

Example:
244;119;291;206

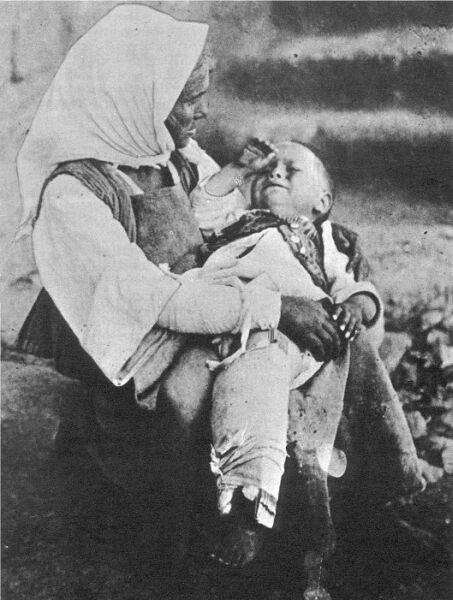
17;157;203;384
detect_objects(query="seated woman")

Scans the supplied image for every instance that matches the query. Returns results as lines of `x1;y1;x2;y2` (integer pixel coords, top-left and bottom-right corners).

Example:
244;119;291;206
16;4;423;585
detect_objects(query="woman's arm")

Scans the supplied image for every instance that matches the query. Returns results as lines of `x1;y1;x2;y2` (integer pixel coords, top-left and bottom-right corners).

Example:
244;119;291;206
34;175;281;382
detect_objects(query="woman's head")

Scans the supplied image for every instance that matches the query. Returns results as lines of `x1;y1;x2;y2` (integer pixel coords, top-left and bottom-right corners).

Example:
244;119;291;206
17;5;209;235
165;43;212;148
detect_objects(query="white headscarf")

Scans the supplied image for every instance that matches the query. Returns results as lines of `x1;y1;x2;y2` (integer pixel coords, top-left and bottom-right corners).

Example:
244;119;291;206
16;4;208;237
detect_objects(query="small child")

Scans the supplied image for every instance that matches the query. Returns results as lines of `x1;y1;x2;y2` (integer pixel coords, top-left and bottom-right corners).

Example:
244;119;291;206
186;140;383;568
194;140;381;378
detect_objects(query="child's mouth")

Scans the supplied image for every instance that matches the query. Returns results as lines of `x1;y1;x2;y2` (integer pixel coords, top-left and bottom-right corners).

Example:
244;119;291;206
263;182;288;191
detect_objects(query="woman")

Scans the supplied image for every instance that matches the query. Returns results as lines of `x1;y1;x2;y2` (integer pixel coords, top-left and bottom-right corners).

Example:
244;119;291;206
16;4;423;578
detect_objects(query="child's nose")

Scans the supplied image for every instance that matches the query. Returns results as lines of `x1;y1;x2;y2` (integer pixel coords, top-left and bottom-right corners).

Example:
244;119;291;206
269;162;286;180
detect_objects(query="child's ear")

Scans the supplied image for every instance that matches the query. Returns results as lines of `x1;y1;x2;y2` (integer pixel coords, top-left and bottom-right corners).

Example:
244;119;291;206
314;191;332;215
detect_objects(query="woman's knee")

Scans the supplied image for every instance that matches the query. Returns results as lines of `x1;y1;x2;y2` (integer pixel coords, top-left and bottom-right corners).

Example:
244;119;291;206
160;345;216;427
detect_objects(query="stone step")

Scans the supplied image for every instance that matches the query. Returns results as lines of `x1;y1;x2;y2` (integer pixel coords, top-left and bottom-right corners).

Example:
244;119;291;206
219;52;452;113
270;2;453;35
200;99;453;184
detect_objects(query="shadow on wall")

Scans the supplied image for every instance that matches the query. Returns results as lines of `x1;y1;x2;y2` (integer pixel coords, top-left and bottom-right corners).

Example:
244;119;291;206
271;1;453;34
221;54;453;113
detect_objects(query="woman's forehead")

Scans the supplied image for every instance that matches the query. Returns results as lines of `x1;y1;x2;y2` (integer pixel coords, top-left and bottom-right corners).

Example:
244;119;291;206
181;59;210;100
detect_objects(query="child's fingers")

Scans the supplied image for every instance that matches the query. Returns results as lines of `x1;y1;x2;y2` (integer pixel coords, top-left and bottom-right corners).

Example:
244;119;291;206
349;324;362;342
250;138;275;156
331;305;343;322
220;338;234;358
338;309;351;332
345;318;359;340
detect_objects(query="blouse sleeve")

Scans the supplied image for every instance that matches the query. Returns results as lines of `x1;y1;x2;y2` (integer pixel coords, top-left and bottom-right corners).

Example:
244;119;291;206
33;175;181;383
33;174;281;385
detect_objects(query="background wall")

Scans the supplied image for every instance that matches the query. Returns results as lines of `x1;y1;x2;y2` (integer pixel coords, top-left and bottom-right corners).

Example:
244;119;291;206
1;1;452;345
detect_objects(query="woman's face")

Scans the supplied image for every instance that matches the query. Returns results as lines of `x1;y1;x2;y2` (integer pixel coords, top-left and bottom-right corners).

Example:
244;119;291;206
166;60;210;148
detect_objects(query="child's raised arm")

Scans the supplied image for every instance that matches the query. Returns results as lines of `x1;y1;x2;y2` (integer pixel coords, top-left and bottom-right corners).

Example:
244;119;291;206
203;138;277;197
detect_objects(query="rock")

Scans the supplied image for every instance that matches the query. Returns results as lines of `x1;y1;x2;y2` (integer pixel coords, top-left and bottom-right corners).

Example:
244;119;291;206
379;332;412;374
428;435;453;451
1;360;84;450
418;459;444;483
441;446;453;474
439;409;453;432
439;344;453;369
443;383;453;409
421;309;444;331
426;328;450;347
393;356;420;389
443;314;453;333
405;410;428;439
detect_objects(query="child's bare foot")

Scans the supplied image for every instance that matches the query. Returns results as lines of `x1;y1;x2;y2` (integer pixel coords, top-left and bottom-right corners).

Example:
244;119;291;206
210;518;267;568
209;489;268;568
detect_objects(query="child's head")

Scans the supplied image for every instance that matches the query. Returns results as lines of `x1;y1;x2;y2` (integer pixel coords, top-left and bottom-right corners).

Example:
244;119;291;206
254;141;335;222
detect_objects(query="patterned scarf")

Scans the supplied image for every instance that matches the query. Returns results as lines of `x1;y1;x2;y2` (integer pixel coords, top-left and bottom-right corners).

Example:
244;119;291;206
201;209;329;292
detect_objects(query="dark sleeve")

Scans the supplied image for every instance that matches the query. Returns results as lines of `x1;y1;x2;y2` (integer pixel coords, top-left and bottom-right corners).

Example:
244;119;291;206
330;222;371;282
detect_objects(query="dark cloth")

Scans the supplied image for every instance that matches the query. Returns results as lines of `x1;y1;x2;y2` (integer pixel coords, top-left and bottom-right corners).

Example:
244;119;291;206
200;209;329;292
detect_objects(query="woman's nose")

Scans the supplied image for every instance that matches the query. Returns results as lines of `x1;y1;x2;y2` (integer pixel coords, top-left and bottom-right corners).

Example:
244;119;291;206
194;96;209;120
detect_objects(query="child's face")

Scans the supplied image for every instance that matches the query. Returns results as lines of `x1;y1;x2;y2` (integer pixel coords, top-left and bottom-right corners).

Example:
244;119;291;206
255;142;331;221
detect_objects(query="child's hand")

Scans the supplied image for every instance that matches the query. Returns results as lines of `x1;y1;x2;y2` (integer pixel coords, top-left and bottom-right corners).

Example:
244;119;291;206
236;138;277;174
211;335;236;359
332;301;362;342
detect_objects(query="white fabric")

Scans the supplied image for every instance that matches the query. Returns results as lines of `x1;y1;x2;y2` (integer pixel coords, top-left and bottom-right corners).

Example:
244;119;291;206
158;276;280;334
191;186;247;237
34;174;282;384
179;138;221;184
202;223;383;388
16;4;208;237
33;175;181;383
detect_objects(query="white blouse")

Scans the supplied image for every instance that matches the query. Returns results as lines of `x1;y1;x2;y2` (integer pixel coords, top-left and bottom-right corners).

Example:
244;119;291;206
32;164;281;386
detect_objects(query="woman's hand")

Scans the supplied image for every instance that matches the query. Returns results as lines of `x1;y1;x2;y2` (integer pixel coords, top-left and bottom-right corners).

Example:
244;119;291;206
279;296;341;362
330;223;370;282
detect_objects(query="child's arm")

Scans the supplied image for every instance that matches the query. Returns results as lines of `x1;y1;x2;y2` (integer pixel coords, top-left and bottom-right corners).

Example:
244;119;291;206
321;220;383;343
204;138;277;197
190;139;277;237
332;294;378;342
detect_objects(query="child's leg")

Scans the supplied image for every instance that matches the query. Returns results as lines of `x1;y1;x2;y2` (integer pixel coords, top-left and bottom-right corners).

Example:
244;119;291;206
210;330;301;566
211;330;295;527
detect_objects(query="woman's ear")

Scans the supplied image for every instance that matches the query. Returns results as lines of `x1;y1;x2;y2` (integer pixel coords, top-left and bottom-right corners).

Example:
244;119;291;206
314;191;332;215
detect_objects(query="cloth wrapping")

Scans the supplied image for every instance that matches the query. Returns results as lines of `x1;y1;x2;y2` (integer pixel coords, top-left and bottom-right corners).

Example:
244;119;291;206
16;4;208;237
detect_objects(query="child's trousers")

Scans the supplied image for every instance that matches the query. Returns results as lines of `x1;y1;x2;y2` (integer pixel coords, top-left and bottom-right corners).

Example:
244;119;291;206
210;330;349;529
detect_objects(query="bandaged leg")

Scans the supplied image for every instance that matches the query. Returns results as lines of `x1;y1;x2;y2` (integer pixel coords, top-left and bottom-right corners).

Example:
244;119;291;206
210;331;301;529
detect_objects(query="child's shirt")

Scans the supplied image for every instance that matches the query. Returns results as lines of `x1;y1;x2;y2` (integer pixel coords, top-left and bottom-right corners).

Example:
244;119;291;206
189;173;381;317
188;170;383;387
